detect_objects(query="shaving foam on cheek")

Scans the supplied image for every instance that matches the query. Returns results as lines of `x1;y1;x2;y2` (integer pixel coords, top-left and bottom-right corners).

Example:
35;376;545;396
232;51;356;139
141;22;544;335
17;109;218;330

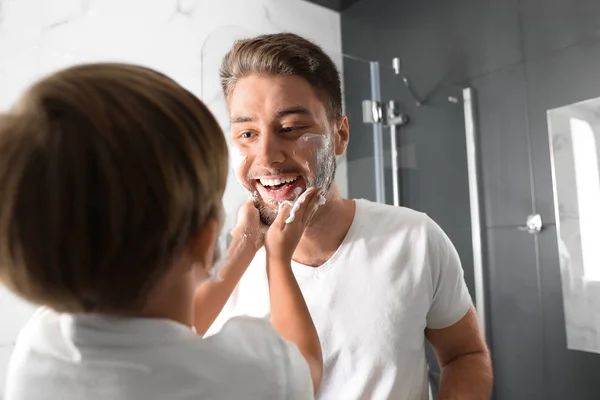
230;146;248;174
294;133;335;192
298;133;323;144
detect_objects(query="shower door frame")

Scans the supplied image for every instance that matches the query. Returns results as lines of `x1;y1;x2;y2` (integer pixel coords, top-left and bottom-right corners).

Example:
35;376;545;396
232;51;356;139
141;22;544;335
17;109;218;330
365;63;486;336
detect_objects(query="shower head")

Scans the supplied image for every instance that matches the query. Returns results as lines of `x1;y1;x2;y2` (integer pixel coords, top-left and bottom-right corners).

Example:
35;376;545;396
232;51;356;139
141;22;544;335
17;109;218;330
392;57;401;75
391;56;422;107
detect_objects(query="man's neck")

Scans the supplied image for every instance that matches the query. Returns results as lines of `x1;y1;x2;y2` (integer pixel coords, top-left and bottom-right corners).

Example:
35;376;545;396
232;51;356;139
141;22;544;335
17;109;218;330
292;185;355;267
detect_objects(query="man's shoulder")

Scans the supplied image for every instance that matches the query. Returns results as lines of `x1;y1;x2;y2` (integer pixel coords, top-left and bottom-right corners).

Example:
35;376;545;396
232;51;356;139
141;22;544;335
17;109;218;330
354;199;432;232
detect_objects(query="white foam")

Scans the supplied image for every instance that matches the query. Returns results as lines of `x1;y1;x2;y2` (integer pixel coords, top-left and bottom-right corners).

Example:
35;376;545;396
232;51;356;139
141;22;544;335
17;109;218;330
285;200;302;224
318;194;327;206
230;146;247;173
294;132;335;194
285;188;313;224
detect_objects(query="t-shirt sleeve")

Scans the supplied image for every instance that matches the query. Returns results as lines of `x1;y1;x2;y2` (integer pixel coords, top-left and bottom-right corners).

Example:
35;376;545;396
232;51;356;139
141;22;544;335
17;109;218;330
424;217;473;329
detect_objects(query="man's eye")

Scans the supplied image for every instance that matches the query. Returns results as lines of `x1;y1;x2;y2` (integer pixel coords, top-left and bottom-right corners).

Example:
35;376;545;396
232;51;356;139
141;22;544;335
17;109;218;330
281;126;305;133
241;132;254;139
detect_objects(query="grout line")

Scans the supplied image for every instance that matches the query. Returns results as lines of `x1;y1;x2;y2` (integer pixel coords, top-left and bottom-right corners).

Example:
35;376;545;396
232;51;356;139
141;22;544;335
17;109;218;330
516;0;546;396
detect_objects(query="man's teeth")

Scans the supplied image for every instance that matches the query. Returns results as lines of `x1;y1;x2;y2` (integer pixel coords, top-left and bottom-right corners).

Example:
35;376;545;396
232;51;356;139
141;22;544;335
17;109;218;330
260;176;298;187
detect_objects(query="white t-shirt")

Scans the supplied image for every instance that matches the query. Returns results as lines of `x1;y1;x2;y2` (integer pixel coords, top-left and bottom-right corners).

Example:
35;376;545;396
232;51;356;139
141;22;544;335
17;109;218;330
209;199;473;400
5;308;313;400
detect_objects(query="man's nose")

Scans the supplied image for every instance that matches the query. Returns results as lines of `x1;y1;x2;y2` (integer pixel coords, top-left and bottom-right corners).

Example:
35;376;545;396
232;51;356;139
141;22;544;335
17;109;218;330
255;133;285;168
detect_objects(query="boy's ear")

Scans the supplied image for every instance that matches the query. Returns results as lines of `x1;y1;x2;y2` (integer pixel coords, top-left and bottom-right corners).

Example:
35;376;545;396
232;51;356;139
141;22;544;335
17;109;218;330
190;218;220;271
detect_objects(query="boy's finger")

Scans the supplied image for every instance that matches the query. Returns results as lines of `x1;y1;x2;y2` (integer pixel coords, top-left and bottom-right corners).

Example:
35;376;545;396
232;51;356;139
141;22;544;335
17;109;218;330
285;187;317;225
273;201;293;230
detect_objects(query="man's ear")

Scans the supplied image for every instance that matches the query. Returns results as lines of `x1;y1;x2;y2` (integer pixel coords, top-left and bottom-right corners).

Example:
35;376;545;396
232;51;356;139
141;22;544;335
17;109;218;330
334;116;349;156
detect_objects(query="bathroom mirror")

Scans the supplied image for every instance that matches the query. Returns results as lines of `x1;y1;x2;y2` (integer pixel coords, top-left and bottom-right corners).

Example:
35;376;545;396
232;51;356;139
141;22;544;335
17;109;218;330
548;97;600;354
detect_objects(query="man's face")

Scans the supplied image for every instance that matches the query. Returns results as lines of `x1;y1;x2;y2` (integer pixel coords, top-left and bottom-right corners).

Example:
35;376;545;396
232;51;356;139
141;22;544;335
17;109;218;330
228;74;347;225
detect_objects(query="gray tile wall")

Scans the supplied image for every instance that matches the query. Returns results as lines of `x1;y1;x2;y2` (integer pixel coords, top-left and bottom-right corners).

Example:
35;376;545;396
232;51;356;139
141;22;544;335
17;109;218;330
340;0;600;398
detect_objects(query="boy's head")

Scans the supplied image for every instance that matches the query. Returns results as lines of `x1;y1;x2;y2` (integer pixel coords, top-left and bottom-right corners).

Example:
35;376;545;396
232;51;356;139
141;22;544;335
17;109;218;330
219;33;349;225
0;63;228;314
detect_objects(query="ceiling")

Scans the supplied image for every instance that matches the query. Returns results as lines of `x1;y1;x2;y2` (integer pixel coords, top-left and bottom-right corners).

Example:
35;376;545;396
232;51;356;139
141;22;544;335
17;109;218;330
303;0;364;12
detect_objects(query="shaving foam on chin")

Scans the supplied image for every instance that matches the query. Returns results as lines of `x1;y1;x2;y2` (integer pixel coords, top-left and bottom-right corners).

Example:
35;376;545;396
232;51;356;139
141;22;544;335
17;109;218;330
284;188;316;224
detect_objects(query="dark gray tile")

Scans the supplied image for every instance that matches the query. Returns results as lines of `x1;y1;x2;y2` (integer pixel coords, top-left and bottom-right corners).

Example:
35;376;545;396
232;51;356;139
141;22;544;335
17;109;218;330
342;0;522;84
525;38;600;224
342;55;376;162
346;156;376;201
537;226;600;400
303;0;362;12
303;0;343;11
470;63;534;228
485;227;544;399
520;0;600;60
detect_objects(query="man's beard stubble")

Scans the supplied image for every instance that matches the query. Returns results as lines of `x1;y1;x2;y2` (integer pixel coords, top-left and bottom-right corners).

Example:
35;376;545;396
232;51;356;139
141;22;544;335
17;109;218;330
253;154;337;226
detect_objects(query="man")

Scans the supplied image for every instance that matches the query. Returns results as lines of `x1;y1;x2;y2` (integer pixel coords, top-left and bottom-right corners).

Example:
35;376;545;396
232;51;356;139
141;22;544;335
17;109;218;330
201;32;493;400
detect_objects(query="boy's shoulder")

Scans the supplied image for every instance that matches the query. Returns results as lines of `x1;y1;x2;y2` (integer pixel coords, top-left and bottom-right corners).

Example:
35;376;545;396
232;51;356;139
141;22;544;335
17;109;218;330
204;316;305;373
8;310;311;399
187;316;313;398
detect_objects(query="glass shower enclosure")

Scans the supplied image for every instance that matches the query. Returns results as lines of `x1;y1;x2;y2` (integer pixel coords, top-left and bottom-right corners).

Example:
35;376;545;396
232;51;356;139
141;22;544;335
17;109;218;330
342;54;485;397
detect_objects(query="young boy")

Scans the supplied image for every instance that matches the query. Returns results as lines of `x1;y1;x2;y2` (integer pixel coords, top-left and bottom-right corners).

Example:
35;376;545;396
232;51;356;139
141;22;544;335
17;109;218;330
0;63;323;399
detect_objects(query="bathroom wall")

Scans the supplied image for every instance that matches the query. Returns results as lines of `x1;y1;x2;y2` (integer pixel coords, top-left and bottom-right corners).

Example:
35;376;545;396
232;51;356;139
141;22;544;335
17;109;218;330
339;0;600;399
0;0;344;393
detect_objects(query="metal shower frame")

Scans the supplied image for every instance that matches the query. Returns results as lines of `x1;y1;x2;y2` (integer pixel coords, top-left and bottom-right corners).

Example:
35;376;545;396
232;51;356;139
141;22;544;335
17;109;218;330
361;59;486;337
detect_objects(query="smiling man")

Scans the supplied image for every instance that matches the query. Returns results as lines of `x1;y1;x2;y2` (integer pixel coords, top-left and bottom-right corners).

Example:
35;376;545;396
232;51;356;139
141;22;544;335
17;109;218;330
205;33;493;400
227;76;339;226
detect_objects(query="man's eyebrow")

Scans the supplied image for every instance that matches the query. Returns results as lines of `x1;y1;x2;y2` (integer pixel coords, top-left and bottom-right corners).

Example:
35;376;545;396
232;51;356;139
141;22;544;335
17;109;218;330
275;106;311;118
230;116;254;124
230;107;311;125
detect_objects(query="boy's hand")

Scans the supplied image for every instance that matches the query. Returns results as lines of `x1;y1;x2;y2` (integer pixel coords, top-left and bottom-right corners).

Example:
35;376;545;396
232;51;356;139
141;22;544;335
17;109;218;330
230;199;267;252
264;187;323;262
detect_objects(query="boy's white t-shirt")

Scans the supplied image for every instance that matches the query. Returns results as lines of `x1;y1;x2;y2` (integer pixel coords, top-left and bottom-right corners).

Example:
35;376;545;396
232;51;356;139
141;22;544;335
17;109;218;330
209;199;473;400
5;309;314;400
